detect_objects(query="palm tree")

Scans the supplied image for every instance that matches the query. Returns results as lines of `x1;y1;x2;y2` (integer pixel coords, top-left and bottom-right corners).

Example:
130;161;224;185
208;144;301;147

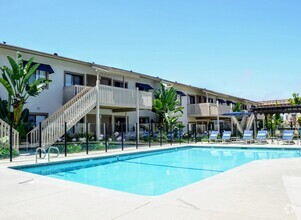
153;83;184;131
288;93;301;105
232;102;242;112
0;52;51;127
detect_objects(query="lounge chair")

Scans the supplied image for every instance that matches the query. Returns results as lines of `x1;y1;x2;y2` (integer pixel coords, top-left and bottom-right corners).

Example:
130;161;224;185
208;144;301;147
255;130;268;144
278;130;295;145
208;131;219;143
221;131;232;143
240;130;254;144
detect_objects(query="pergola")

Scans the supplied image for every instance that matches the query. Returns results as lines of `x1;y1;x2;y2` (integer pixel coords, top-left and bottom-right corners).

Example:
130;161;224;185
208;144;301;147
250;104;301;133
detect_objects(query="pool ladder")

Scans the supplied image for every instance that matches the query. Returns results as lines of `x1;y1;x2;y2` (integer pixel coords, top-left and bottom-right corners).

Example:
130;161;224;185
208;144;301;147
35;147;60;163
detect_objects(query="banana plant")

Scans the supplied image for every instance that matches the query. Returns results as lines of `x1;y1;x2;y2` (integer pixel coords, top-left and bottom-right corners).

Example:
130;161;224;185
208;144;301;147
153;83;184;131
0;52;51;127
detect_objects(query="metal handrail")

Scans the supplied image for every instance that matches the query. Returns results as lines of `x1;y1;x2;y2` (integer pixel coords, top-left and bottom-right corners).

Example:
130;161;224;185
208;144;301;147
35;147;46;163
47;146;60;162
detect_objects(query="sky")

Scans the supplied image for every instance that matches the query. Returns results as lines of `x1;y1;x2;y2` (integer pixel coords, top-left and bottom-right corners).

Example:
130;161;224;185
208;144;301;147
0;0;300;101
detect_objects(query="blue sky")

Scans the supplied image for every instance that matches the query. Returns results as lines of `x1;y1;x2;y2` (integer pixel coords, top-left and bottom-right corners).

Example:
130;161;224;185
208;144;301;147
1;0;300;101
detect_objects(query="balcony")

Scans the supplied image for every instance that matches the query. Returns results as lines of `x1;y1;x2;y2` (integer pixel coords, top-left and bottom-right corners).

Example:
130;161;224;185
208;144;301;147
187;103;231;117
63;85;153;109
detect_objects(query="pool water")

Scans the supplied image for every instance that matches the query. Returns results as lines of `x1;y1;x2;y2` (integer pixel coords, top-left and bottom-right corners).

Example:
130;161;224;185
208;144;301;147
15;147;300;196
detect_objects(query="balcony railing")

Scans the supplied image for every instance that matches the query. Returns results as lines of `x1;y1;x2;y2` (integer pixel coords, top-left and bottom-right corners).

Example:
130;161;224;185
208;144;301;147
64;85;153;109
187;103;231;117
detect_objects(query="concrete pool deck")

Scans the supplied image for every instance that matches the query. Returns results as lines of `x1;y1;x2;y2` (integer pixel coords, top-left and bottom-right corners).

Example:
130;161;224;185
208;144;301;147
1;143;301;219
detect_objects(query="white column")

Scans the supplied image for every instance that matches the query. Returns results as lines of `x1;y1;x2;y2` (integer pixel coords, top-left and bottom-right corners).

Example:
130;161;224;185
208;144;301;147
112;116;115;134
96;71;100;140
217;100;220;132
136;87;140;143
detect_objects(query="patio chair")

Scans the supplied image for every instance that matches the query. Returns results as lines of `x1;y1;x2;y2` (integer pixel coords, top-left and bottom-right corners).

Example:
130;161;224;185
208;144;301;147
221;131;232;143
255;130;268;144
208;131;219;143
278;130;295;145
240;130;254;144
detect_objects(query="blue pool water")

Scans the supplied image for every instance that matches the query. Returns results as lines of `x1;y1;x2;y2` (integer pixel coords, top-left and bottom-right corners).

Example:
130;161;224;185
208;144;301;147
15;147;300;196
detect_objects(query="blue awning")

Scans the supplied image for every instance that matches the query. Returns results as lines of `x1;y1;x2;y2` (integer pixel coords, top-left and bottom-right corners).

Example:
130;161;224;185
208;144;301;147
136;83;153;90
226;100;235;105
222;112;251;116
176;90;186;96
23;61;54;74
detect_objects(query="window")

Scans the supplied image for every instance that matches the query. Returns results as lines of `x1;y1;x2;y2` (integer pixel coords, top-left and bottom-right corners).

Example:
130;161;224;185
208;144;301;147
176;94;182;105
65;73;84;87
28;70;49;89
100;77;112;86
208;98;214;103
114;80;128;88
28;113;48;128
189;95;195;104
139;117;149;124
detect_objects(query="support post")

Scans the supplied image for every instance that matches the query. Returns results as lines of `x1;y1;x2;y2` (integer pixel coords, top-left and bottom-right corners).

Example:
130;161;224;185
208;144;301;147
86;122;89;154
136;122;138;149
148;122;151;148
9;122;13;162
64;122;67;157
170;126;173;146
96;71;100;140
194;123;197;143
254;114;258;137
160;124;162;146
217;100;220;134
105;123;108;152
187;124;190;144
136;87;140;144
39;122;42;158
121;123;124;151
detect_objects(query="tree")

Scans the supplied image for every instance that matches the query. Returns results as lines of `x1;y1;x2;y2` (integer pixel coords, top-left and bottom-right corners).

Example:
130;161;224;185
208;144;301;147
0;52;51;127
153;83;184;131
288;93;301;105
267;113;283;131
232;102;242;112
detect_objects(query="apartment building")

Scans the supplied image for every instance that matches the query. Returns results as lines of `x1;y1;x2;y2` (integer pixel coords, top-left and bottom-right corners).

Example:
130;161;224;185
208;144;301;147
0;43;256;147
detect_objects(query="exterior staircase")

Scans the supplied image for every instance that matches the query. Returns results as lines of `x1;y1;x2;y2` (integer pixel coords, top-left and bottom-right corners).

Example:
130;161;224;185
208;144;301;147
240;115;248;130
231;116;244;134
0;118;19;151
27;86;97;149
246;113;255;130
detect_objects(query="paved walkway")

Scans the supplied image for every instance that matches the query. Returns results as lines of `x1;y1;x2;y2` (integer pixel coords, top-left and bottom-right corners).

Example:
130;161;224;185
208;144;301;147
1;144;301;219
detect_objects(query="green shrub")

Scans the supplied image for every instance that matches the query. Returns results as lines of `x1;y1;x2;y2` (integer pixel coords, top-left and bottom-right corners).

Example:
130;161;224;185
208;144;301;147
0;147;18;159
56;144;82;153
92;143;105;151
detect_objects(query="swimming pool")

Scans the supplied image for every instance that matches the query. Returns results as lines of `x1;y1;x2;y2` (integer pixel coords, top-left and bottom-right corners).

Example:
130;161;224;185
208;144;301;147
14;147;301;196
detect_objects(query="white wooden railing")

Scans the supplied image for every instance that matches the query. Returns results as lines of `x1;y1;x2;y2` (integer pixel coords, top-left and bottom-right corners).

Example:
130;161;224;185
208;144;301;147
0;118;19;152
98;85;152;109
65;85;153;109
27;84;153;149
188;103;231;116
63;85;90;103
27;86;95;148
